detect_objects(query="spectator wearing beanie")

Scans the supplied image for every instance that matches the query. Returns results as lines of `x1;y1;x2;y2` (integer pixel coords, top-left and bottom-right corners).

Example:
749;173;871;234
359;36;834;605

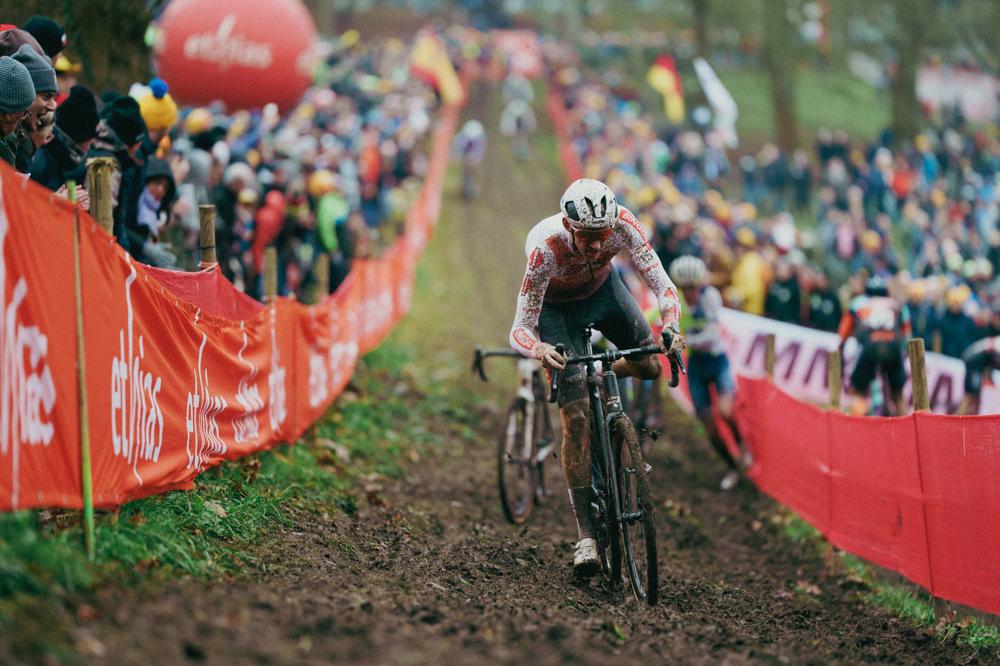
21;16;66;60
30;85;98;191
88;95;149;259
11;43;57;151
138;78;177;150
53;54;82;105
0;55;35;172
0;28;44;58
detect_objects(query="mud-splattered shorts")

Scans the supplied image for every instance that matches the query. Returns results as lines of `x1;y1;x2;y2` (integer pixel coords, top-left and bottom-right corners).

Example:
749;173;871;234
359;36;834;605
539;270;654;406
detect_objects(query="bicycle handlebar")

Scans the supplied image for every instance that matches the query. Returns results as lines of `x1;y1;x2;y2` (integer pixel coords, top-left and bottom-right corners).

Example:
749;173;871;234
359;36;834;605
471;346;525;382
547;339;687;402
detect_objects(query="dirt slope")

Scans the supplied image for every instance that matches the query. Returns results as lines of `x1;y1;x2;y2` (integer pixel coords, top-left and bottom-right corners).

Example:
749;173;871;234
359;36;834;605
48;82;980;665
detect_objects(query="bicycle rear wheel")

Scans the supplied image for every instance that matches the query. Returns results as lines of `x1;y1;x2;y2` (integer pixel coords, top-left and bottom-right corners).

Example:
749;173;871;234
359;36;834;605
614;416;659;605
498;398;536;524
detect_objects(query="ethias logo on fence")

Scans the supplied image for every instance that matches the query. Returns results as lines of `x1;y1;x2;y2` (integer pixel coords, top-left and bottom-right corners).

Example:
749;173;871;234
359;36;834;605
111;258;165;484
0;179;56;508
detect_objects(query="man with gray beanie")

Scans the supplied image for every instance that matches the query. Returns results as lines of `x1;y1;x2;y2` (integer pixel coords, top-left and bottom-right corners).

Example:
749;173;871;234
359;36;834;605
11;43;58;151
0;54;35;172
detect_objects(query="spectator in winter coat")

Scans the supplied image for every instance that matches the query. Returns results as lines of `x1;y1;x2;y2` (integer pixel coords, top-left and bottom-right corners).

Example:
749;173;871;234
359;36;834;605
137;78;177;155
806;269;841;332
765;260;802;324
211;161;256;279
0;55;35;172
935;286;980;358
87;95;147;257
727;228;769;315
20;16;66;60
30;85;98;192
11;43;57;151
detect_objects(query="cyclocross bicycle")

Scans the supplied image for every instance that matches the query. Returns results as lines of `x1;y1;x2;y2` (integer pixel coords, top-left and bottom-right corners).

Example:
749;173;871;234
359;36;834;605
473;347;556;525
550;326;684;605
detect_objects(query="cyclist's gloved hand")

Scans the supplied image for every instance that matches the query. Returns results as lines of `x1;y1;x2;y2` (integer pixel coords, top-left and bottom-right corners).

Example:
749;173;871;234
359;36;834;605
534;342;566;371
661;323;686;356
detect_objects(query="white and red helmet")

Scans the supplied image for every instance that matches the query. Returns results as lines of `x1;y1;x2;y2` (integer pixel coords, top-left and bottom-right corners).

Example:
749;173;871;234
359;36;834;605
560;178;618;230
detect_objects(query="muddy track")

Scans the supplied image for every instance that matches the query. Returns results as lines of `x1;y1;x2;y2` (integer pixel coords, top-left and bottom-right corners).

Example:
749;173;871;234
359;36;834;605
50;83;979;665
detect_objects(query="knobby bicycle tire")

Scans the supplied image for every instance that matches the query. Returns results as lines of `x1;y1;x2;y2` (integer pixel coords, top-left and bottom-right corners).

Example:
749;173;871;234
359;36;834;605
497;397;536;524
614;415;659;605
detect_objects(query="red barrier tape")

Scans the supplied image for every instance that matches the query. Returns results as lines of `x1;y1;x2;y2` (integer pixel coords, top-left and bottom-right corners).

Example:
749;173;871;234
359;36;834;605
0;102;460;511
545;80;1000;616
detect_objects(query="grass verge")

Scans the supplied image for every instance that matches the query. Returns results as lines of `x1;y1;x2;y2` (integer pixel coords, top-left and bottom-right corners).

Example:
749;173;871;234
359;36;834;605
0;337;482;661
779;512;1000;659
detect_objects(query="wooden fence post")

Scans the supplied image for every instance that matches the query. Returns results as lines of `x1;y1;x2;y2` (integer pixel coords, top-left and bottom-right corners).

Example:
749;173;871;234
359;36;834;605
69;181;95;560
908;338;930;412
828;349;842;409
85;157;116;233
764;333;776;377
264;247;278;301
313;253;330;303
198;205;217;267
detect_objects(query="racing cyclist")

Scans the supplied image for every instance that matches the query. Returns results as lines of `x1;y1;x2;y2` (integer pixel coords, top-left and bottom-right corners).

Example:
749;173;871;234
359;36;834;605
956;303;1000;415
837;275;911;416
669;255;751;491
510;178;685;577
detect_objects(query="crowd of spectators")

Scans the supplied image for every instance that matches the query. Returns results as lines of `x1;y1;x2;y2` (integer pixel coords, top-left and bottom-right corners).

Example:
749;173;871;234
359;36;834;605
546;44;1000;360
0;17;475;302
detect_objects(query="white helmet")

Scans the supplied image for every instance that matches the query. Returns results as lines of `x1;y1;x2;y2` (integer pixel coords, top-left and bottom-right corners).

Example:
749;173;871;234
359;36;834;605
669;255;707;288
560;178;618;230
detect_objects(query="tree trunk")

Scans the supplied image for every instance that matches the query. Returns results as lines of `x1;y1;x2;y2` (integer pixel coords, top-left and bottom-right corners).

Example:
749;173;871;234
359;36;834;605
890;0;932;145
692;0;710;58
762;0;799;152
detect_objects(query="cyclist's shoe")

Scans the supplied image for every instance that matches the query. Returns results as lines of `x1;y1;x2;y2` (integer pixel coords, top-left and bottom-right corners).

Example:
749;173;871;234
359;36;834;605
573;538;601;577
720;470;740;491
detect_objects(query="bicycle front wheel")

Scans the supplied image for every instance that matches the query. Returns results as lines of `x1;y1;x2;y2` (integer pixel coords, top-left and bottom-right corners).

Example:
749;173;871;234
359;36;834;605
614;416;659;605
497;398;535;524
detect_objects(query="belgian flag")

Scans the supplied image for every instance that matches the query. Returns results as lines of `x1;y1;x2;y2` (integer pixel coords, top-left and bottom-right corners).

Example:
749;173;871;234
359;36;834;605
410;31;466;106
646;54;685;124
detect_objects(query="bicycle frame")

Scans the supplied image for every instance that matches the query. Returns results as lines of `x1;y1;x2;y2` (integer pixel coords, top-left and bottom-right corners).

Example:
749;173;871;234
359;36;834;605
575;329;629;539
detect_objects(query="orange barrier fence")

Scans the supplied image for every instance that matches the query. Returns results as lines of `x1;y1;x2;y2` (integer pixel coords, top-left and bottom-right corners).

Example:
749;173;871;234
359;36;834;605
545;82;1000;616
0;102;460;512
738;377;1000;616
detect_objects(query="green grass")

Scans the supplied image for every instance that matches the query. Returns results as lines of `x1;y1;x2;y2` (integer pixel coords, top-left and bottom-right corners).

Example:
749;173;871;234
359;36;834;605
778;513;1000;659
712;65;890;144
0;338;484;659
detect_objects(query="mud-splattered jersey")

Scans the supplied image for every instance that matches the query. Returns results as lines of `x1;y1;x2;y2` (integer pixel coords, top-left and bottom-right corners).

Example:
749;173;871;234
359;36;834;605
510;207;681;357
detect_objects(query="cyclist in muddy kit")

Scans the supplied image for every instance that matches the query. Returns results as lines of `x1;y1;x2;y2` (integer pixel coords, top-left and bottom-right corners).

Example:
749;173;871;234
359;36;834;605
956;303;1000;415
837;275;911;416
510;178;685;576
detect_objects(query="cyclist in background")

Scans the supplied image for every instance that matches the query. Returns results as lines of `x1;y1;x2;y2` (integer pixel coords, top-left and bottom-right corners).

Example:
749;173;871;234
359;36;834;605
453;119;487;199
510;178;685;577
670;255;751;491
956;303;1000;415
837;275;911;416
499;97;536;162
